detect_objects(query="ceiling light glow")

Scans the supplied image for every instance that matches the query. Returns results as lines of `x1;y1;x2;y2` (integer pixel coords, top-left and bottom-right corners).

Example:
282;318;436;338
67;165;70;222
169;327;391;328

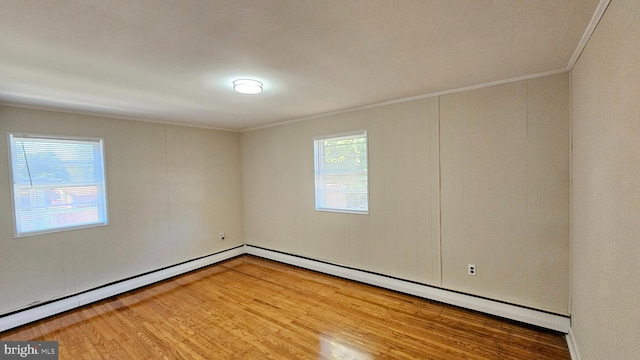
233;79;263;95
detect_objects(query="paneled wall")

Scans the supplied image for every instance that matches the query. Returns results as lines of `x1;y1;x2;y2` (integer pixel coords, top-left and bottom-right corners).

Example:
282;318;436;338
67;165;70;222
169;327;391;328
242;73;570;313
0;107;244;315
440;74;570;313
242;98;441;284
0;72;571;317
571;0;640;358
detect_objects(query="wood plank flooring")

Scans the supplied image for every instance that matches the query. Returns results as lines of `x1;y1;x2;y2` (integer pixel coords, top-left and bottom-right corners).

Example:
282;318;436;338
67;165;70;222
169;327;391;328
0;255;570;359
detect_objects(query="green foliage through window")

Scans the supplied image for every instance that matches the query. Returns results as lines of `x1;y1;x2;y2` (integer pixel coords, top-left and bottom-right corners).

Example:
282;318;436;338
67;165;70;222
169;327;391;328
8;134;108;237
314;131;368;214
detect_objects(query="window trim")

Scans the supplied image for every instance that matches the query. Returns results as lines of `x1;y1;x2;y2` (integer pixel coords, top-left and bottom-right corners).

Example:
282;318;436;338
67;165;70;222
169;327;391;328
314;130;369;215
7;132;109;238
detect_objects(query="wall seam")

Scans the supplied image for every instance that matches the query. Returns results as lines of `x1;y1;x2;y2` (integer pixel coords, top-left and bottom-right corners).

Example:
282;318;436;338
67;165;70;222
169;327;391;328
437;96;443;286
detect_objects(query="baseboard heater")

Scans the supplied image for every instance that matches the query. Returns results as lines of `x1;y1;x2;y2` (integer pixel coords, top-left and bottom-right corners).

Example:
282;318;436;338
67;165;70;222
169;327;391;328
0;244;570;334
244;245;570;333
0;246;245;333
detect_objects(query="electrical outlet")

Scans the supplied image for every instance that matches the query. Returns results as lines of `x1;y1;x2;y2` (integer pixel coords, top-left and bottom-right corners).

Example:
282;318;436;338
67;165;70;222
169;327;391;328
219;233;225;240
468;264;476;276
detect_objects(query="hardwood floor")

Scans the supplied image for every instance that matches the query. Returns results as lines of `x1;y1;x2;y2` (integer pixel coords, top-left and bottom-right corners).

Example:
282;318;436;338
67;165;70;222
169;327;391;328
0;255;570;359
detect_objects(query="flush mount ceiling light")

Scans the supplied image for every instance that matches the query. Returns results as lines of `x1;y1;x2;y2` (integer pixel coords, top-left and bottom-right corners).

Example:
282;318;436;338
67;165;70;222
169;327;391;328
233;79;263;95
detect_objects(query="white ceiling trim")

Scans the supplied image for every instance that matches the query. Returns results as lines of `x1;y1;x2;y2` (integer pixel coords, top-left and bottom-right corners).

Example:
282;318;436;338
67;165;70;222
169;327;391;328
567;0;612;70
0;102;241;133
242;68;569;133
1;65;575;135
244;0;612;134
0;1;607;133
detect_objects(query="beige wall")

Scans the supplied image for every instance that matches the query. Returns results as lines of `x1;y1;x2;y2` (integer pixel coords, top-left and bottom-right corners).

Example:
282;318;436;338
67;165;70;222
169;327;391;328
441;74;570;314
242;98;441;284
571;0;640;358
0;106;244;314
242;73;570;313
0;73;569;318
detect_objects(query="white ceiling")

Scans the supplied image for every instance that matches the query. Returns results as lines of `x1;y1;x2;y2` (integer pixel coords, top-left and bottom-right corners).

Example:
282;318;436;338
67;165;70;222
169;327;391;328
0;0;602;131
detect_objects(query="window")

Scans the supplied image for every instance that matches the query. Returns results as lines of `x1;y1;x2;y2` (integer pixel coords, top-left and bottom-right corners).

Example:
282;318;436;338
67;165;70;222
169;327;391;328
8;133;108;237
314;131;368;214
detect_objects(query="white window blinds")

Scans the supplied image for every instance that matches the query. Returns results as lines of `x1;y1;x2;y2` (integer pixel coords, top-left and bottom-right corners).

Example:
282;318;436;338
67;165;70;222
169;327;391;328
8;133;109;237
314;131;368;214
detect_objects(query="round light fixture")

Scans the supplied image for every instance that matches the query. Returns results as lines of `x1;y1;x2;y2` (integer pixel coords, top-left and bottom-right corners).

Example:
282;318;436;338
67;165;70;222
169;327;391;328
233;79;263;95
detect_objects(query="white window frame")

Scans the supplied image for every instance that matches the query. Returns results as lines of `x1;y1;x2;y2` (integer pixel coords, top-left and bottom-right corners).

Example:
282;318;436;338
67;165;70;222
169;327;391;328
314;130;369;214
7;133;109;238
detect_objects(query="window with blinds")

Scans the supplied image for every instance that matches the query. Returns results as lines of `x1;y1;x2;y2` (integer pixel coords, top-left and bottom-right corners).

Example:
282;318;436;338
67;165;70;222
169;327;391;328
8;133;108;237
314;131;368;214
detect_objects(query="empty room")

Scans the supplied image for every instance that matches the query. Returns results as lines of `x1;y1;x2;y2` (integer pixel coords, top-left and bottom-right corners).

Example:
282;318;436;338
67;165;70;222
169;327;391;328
0;1;638;359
